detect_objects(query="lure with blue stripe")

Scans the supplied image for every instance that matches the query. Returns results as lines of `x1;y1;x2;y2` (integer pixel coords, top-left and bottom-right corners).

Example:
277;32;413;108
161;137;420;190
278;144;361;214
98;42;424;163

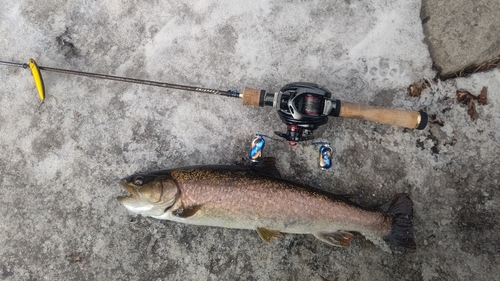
313;142;333;170
248;134;269;162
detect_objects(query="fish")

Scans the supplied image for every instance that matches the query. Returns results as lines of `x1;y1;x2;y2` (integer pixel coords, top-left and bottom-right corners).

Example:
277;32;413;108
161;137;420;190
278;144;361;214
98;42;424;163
117;159;416;254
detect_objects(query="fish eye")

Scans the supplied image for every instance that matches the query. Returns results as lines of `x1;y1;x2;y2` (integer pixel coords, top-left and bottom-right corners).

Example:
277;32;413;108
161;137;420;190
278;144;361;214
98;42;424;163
133;176;144;186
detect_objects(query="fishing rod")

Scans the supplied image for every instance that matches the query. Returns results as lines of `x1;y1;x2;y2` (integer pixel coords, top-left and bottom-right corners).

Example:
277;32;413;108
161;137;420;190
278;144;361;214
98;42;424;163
0;59;428;145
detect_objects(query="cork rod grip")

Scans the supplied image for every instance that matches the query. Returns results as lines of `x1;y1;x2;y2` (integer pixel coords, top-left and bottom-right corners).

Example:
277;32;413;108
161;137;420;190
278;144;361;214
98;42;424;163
339;101;427;130
241;87;265;106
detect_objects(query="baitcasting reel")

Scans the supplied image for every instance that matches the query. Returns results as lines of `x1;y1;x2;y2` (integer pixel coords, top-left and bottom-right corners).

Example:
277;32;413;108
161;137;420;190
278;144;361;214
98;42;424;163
274;82;338;143
242;82;428;144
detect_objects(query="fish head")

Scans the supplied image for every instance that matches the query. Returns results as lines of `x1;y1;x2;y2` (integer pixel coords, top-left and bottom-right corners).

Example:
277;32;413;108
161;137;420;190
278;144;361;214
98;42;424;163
117;172;179;217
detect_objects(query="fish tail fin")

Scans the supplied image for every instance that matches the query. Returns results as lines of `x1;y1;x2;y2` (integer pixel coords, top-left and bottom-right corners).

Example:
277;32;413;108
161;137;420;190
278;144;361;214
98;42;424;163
379;193;416;254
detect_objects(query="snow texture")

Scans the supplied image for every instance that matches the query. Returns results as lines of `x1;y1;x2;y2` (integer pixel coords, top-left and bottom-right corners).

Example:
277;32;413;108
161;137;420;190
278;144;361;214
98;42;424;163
0;0;499;280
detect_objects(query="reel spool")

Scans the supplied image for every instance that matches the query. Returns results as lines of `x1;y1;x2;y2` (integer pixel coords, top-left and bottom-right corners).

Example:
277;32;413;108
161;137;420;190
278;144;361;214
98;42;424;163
274;82;339;143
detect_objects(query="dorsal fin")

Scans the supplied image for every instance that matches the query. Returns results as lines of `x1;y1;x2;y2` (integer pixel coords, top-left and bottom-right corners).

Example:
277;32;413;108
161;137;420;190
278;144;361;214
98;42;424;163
250;157;281;178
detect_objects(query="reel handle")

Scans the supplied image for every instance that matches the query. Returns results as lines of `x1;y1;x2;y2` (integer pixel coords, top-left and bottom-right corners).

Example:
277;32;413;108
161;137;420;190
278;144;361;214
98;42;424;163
336;101;427;130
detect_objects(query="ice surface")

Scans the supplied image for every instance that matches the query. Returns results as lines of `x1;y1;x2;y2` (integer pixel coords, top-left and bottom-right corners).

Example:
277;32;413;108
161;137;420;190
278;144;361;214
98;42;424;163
0;0;499;280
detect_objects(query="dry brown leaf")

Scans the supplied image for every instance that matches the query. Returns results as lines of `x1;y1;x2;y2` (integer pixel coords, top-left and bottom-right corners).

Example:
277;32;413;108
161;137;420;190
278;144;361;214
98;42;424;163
408;80;428;97
456;90;476;104
66;253;83;264
478;86;488;105
467;99;478;120
456;87;488;120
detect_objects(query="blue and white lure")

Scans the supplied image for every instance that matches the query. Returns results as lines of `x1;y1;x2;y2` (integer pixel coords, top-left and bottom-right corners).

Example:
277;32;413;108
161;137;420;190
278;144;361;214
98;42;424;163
313;142;333;170
248;134;271;162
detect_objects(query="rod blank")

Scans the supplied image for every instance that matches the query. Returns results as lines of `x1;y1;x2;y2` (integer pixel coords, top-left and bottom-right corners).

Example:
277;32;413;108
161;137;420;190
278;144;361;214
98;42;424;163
0;59;241;98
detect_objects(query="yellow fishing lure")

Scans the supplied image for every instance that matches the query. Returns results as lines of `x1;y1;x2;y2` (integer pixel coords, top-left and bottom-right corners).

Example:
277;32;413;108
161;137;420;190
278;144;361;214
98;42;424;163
29;59;45;101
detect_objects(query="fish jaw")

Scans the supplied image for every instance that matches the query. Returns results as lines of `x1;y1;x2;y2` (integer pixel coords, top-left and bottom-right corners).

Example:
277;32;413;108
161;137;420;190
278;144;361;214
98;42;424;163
116;177;178;217
118;179;139;199
117;180;155;214
118;196;155;213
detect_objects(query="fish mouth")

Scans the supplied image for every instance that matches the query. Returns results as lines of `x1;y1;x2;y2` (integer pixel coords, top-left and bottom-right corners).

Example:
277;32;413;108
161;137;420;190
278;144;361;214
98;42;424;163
117;179;139;203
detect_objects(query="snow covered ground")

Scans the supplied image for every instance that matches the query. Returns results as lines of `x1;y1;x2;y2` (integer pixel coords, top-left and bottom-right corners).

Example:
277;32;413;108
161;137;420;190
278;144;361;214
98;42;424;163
0;0;498;280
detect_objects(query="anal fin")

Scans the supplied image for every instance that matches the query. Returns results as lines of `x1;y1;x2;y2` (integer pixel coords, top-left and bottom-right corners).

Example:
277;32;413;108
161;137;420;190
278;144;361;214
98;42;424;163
314;231;354;247
256;227;284;243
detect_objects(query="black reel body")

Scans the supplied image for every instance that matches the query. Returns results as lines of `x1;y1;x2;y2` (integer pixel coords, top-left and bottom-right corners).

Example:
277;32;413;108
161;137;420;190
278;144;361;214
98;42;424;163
274;82;338;143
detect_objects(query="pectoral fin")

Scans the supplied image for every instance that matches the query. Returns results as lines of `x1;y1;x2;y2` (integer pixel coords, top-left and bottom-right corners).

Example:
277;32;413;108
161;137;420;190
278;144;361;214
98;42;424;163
256;227;284;243
314;231;354;247
172;205;202;218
